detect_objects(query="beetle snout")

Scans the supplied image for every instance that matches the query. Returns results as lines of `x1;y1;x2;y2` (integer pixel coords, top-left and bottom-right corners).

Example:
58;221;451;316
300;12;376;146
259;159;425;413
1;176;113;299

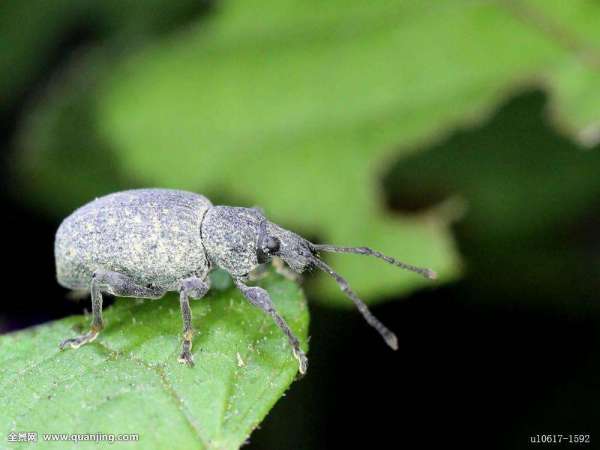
276;240;315;273
262;221;316;274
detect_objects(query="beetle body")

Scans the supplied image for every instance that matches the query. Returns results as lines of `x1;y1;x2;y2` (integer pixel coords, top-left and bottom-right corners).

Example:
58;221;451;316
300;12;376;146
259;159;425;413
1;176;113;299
56;188;435;374
56;189;212;291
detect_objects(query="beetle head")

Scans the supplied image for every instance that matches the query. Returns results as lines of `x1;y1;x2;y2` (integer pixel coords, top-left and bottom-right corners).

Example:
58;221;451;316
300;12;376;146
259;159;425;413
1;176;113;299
262;221;315;273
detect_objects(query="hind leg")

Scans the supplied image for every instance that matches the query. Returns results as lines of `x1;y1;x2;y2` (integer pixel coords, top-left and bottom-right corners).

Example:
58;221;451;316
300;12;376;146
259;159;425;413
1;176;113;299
60;270;166;350
177;276;210;367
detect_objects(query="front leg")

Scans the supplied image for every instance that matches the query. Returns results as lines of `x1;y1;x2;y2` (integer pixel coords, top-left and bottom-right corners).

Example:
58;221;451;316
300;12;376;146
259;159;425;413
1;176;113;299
177;276;210;367
248;257;300;282
272;256;301;282
234;279;307;375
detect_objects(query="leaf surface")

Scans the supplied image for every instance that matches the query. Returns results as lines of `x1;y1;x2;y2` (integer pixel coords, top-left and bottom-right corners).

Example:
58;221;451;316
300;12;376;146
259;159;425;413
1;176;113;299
0;274;308;450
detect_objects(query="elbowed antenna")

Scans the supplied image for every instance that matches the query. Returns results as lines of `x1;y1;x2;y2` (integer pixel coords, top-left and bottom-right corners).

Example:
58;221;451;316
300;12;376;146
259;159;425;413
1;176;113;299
310;256;398;350
311;244;437;280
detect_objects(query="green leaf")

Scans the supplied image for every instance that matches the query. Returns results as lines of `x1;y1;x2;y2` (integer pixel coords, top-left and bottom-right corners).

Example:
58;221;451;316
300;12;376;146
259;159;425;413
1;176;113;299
0;274;309;450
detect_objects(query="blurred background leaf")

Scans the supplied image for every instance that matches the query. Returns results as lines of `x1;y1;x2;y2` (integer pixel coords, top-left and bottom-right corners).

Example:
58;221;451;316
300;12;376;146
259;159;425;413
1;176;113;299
0;0;214;115
10;0;600;305
384;89;600;308
0;275;308;450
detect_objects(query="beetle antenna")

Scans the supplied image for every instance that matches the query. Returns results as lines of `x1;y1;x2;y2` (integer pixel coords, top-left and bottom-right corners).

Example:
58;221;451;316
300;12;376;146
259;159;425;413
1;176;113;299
311;244;437;280
310;256;398;350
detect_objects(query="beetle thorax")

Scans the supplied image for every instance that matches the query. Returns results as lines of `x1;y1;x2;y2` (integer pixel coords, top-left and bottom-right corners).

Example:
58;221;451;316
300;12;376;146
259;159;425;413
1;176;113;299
201;206;264;277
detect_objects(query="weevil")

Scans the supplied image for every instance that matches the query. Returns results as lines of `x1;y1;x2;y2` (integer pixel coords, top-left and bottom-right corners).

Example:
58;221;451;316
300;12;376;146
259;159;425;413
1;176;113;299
55;188;436;374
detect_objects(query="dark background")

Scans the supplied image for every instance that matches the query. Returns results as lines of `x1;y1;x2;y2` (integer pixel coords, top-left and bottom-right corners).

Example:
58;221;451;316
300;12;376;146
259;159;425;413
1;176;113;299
2;2;599;449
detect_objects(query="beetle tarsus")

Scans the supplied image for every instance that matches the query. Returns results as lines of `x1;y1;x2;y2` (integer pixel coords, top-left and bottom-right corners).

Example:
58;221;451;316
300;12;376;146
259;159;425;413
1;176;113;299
59;275;105;351
59;329;99;350
293;348;308;376
178;343;195;367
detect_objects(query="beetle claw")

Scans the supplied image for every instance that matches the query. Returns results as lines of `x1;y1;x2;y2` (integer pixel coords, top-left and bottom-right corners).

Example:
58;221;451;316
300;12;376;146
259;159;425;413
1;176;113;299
178;351;194;367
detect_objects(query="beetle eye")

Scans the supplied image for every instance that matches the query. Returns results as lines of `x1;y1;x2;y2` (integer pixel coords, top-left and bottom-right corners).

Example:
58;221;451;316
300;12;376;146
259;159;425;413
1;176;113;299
265;236;280;254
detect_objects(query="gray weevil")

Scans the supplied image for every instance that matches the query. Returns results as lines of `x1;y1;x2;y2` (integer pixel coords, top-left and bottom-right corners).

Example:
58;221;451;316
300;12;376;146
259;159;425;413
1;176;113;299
56;188;436;374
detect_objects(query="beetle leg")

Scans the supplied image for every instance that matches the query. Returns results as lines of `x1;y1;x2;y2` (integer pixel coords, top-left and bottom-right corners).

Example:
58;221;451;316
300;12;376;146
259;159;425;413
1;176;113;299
177;276;210;367
247;263;269;281
272;256;301;282
248;257;300;282
234;279;307;375
59;272;105;350
59;270;167;350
